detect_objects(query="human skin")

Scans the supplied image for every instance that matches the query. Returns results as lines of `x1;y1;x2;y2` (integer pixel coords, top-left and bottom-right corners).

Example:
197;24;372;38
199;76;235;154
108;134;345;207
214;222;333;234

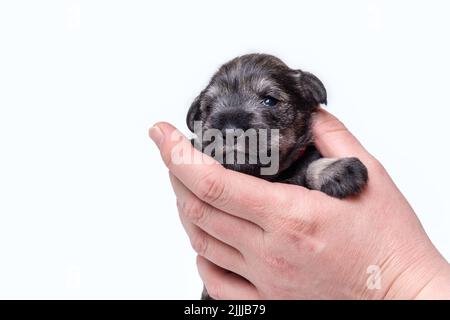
149;108;450;299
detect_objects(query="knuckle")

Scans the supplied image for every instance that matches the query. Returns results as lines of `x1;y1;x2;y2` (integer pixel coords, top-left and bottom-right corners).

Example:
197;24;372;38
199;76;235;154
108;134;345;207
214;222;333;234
179;198;206;223
281;218;313;245
196;171;226;204
283;217;309;234
261;248;292;274
192;234;209;256
277;209;319;236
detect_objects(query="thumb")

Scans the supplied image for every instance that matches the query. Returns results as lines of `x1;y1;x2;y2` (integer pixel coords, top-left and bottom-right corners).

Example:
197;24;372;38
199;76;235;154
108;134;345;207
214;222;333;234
312;108;372;162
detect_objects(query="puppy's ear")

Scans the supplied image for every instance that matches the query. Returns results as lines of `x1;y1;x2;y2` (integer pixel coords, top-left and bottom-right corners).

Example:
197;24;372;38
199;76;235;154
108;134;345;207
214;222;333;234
186;95;201;132
294;70;327;107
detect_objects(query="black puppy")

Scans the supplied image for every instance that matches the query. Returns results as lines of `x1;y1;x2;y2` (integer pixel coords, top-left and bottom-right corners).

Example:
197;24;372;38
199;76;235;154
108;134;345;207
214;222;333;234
186;54;368;299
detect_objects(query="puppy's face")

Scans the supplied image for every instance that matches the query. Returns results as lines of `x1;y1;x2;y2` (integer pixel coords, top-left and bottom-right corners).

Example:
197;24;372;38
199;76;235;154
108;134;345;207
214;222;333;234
187;54;327;177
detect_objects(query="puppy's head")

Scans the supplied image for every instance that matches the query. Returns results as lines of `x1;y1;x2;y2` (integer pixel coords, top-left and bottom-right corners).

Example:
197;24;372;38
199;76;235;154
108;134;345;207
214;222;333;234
187;53;327;177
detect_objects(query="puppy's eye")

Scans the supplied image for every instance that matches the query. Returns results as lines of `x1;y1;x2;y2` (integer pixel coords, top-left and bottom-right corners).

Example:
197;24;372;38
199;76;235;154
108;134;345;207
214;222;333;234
261;96;279;107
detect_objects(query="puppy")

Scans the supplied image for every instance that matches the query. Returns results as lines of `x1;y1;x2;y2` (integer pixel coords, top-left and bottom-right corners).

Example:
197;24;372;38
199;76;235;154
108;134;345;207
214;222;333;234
186;54;368;299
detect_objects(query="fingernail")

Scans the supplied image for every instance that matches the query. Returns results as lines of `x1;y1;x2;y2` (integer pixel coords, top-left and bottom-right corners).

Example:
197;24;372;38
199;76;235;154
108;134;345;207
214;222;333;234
149;124;164;147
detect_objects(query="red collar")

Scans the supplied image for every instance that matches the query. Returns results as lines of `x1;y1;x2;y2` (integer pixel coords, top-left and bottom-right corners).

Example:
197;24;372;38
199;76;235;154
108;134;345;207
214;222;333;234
296;147;306;160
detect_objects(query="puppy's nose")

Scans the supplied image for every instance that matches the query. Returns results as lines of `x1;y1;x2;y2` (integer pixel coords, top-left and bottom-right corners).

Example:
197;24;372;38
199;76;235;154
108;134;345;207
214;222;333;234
211;111;252;135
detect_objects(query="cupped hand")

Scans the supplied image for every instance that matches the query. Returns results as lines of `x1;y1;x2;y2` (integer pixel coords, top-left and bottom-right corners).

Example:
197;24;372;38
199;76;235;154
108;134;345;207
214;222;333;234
149;109;450;299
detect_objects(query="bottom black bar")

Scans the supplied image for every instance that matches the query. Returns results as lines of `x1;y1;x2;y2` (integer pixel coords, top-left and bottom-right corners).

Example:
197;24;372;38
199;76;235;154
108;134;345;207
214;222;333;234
0;300;447;318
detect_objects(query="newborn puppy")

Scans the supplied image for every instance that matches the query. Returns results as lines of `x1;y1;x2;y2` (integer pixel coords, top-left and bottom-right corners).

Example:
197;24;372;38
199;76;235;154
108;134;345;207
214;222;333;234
186;53;368;299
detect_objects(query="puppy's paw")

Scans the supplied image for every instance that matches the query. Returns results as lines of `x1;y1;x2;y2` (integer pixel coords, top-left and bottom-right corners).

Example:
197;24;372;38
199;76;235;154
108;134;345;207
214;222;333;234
306;157;368;198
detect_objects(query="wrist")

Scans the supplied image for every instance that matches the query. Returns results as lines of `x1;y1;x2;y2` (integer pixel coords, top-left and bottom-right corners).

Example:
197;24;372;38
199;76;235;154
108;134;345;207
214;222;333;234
384;249;450;300
414;262;450;299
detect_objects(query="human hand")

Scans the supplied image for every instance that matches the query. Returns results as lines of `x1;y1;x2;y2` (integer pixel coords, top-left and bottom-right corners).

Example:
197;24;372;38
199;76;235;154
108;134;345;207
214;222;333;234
149;109;450;299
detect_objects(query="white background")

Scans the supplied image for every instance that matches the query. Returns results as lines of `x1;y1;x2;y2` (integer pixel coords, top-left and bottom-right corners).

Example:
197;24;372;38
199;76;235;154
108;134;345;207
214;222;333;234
0;0;449;299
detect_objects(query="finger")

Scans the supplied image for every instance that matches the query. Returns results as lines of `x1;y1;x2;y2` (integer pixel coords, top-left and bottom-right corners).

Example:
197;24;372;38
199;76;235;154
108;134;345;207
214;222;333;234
197;256;260;300
170;173;263;252
312;108;373;163
149;122;301;229
179;213;247;278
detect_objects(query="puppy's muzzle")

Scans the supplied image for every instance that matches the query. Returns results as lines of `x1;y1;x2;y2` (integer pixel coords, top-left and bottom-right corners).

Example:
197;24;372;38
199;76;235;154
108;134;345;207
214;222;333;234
210;110;253;139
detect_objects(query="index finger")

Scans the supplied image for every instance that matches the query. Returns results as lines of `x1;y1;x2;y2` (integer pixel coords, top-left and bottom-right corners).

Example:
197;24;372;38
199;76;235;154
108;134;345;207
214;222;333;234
149;122;304;229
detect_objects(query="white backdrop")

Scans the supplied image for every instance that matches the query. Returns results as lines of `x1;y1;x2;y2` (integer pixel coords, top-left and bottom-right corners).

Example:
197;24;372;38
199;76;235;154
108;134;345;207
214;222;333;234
0;0;449;299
